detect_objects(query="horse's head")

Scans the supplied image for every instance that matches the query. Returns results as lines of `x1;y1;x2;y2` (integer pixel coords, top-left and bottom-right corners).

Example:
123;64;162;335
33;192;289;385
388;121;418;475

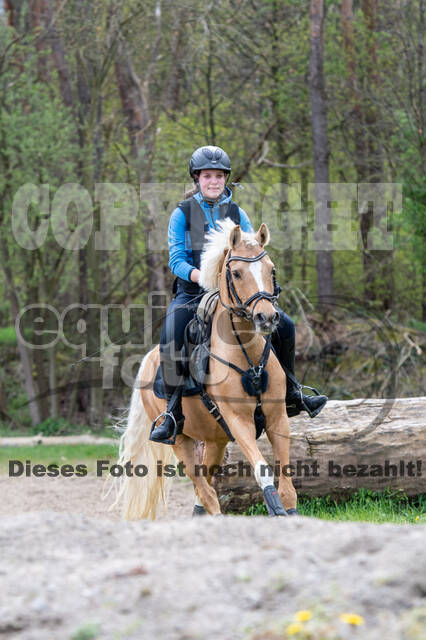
199;220;280;335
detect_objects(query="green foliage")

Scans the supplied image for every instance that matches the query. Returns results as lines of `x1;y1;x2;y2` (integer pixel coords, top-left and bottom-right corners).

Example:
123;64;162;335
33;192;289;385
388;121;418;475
0;326;32;345
0;326;18;346
244;488;426;524
32;417;87;436
409;319;426;333
70;623;100;640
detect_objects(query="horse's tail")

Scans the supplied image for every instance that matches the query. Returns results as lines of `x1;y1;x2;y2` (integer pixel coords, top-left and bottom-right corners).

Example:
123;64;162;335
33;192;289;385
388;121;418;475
114;352;175;520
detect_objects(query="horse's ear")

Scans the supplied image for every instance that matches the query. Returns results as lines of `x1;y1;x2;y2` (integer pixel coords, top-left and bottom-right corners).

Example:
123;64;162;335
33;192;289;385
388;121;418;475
229;225;241;249
255;223;270;248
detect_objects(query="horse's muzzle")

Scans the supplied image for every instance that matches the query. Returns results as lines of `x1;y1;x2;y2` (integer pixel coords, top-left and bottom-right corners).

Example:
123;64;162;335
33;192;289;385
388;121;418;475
253;311;280;335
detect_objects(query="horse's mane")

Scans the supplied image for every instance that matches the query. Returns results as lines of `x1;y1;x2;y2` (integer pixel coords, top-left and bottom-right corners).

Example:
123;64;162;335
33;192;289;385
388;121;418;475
199;218;260;291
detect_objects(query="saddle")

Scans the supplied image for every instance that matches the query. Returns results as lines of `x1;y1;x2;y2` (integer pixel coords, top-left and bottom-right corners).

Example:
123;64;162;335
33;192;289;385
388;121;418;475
153;289;219;400
152;287;267;442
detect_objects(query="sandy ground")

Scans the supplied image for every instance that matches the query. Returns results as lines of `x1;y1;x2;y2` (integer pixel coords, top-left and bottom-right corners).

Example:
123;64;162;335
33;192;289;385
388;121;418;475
0;473;195;521
1;473;425;640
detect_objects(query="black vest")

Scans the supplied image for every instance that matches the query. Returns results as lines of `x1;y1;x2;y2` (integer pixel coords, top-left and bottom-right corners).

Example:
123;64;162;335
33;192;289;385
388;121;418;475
175;197;240;295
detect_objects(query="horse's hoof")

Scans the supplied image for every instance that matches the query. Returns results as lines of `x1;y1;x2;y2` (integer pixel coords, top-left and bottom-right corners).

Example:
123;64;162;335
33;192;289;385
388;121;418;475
286;508;300;516
192;504;207;516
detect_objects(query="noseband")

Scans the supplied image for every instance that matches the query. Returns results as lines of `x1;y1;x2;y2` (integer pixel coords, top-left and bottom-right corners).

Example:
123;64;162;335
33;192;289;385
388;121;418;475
220;248;282;321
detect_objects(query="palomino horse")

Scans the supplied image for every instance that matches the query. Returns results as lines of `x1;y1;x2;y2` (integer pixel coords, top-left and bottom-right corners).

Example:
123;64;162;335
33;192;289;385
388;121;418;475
116;220;298;519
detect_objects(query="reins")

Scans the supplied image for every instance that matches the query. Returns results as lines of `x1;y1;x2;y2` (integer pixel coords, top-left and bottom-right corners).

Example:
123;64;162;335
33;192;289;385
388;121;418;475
205;246;282;437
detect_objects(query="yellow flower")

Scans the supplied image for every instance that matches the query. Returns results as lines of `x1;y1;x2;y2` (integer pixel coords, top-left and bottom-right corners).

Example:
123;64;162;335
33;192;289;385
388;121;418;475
415;516;419;521
286;622;304;636
339;613;365;626
294;610;313;622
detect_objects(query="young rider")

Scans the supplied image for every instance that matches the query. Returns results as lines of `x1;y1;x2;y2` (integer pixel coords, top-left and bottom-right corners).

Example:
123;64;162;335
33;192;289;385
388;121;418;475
150;145;327;443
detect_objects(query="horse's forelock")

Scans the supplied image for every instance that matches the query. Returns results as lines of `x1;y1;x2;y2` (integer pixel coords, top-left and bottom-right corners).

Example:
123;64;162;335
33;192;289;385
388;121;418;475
199;219;260;290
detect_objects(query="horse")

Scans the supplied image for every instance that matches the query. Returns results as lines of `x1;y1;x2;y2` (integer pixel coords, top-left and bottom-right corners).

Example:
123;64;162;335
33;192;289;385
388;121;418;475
115;219;298;519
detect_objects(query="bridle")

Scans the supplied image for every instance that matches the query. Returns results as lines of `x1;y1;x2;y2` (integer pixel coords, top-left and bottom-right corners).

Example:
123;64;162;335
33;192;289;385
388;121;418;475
204;246;283;438
219;248;282;322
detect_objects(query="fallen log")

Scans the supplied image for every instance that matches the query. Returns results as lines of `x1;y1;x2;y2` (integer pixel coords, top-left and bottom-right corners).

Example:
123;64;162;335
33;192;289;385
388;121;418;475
214;397;426;512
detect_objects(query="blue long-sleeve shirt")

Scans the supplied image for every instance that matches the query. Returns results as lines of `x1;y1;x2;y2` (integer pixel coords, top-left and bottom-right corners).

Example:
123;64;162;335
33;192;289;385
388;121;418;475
168;187;253;282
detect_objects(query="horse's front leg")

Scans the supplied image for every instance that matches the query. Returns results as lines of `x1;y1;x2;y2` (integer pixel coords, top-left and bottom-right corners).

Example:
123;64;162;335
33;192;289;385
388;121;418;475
229;415;289;517
266;415;298;513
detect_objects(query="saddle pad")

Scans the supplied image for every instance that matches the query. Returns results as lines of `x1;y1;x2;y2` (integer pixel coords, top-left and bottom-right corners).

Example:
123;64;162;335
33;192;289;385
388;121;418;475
197;288;219;324
153;364;202;399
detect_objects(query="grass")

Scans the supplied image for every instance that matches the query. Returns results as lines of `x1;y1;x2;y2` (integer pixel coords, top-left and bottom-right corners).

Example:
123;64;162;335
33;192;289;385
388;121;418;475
0;420;117;438
244;488;426;524
0;443;119;474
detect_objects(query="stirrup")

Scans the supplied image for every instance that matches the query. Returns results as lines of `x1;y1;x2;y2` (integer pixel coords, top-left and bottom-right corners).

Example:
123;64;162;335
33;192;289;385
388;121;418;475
286;384;327;418
150;410;184;445
299;384;327;418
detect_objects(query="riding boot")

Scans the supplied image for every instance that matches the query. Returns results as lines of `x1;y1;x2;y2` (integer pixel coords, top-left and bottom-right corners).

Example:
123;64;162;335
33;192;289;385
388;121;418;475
150;361;185;444
278;336;328;419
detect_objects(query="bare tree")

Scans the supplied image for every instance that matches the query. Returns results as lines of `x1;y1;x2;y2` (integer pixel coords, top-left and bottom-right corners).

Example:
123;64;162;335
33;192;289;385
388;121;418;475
309;0;334;308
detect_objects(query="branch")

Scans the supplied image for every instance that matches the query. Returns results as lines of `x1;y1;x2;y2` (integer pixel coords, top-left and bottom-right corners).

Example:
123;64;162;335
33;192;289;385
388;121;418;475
101;258;141;303
233;120;277;183
260;158;312;170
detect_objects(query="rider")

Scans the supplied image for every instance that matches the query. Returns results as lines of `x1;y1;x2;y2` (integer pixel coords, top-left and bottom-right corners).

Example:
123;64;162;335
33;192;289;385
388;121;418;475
150;145;327;443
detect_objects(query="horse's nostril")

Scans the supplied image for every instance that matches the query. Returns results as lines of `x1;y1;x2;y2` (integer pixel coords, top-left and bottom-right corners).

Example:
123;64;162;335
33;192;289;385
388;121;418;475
272;311;280;325
255;312;267;324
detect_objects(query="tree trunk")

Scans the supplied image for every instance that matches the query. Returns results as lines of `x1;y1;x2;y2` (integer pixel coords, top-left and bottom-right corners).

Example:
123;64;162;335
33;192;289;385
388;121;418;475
205;22;216;145
166;8;188;112
114;40;151;174
423;270;426;323
300;167;309;285
43;0;73;107
0;250;41;425
309;0;334;309
270;1;293;281
29;0;51;83
0;110;41;425
341;0;368;180
215;398;426;512
4;0;24;28
361;0;392;309
114;33;165;339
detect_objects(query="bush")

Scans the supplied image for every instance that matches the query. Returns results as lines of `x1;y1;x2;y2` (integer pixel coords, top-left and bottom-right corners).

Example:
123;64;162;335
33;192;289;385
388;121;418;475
32;417;85;436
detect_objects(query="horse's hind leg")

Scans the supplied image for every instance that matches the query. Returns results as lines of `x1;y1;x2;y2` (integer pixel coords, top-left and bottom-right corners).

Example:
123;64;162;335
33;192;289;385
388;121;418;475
193;439;228;515
173;434;222;516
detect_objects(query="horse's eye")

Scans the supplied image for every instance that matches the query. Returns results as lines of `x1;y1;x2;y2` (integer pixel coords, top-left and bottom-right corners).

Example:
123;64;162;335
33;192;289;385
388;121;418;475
232;270;242;280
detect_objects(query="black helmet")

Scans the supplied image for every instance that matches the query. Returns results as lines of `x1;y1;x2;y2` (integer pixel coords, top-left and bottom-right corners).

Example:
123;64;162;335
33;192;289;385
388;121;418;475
189;145;231;178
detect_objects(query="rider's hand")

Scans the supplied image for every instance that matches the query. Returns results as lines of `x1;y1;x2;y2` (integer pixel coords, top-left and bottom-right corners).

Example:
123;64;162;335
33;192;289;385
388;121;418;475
190;269;201;283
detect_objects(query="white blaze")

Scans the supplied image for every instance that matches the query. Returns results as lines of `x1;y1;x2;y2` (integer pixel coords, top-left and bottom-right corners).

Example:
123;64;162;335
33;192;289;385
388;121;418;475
249;261;264;292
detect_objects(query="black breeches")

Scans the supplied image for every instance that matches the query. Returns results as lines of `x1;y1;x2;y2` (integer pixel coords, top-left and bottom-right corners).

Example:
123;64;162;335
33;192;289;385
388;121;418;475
159;289;296;386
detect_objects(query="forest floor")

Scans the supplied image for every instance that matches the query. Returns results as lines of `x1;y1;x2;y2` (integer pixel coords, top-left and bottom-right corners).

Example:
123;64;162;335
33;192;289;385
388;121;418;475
1;472;425;640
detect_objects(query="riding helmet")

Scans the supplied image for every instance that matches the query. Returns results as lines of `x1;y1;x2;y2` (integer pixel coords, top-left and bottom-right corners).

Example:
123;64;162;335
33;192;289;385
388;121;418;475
189;145;231;178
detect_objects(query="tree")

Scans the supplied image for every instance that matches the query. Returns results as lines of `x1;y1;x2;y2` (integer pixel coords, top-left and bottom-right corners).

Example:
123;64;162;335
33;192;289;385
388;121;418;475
309;0;334;308
0;21;78;425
